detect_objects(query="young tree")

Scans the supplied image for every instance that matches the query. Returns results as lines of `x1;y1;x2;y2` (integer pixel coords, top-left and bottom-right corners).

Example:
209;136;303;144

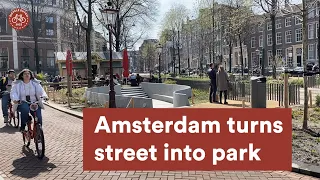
98;0;158;52
254;0;282;79
140;42;157;76
229;0;256;76
161;3;189;74
281;0;318;129
72;0;94;87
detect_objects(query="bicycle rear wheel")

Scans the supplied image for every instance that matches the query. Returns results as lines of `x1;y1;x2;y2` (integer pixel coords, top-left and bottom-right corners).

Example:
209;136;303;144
35;123;45;159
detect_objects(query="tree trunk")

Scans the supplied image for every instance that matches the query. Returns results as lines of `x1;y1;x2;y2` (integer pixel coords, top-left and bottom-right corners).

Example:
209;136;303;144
318;2;320;67
212;0;215;63
238;34;244;76
177;30;181;74
302;0;308;129
229;42;232;72
86;1;93;88
209;42;212;63
115;14;121;52
271;12;277;79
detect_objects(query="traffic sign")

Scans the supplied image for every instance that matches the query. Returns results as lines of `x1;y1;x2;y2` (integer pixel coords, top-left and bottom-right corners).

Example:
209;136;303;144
8;8;30;30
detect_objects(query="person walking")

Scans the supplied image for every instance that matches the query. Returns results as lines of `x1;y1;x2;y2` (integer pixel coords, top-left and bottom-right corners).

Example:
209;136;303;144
208;63;217;103
216;65;229;104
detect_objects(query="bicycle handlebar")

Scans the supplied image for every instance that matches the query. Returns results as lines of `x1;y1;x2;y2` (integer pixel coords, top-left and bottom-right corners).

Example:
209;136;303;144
15;97;48;105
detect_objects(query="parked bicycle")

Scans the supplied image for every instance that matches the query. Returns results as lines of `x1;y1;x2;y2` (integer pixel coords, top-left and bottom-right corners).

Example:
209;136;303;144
17;99;46;159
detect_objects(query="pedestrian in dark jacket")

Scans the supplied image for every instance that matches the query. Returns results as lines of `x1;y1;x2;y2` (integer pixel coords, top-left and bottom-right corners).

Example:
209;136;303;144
208;63;217;103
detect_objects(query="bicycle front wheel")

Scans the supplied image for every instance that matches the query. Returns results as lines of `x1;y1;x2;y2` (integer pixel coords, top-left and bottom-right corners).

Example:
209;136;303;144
35;123;45;159
13;111;19;128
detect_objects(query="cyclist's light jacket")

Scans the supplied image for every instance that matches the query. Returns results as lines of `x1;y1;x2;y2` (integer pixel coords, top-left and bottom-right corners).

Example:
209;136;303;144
10;79;48;110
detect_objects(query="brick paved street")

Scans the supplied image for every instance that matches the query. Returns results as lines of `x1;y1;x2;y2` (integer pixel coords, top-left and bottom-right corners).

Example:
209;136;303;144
0;105;317;180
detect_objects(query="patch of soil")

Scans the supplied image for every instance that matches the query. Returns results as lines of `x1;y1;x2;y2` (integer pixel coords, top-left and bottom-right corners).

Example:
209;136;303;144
292;107;320;166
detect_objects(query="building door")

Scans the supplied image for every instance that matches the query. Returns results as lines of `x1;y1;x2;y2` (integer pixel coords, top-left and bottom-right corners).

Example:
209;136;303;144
297;56;302;67
92;65;97;77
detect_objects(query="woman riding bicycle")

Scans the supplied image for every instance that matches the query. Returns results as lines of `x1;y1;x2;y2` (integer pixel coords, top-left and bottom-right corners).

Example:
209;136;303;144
10;69;48;132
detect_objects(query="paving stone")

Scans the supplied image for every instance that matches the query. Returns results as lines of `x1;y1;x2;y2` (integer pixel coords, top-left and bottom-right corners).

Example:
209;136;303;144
0;105;318;180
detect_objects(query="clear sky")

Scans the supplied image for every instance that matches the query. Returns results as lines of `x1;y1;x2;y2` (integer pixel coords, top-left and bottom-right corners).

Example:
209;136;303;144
133;0;196;50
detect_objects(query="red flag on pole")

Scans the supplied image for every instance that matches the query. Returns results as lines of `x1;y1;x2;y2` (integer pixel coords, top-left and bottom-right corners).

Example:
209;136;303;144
122;48;129;78
66;50;73;76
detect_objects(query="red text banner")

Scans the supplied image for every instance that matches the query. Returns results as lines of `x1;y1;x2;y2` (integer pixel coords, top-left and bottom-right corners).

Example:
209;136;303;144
83;108;292;171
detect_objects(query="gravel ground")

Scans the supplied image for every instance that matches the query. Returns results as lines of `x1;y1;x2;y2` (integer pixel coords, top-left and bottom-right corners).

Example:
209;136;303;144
292;107;320;166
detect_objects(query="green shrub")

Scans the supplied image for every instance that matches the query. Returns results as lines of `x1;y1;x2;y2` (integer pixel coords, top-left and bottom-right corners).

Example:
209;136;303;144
164;79;177;84
36;73;46;82
190;88;209;104
316;95;320;107
289;79;304;87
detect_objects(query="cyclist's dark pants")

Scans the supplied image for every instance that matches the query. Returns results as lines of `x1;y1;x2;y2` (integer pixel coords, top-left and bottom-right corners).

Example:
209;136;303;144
18;102;42;131
1;94;10;117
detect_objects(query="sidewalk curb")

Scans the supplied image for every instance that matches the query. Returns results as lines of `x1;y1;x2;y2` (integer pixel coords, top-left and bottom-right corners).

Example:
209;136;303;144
292;160;320;178
44;102;83;119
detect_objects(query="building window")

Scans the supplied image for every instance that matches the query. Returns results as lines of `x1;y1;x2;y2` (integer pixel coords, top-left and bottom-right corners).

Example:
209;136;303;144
308;23;314;39
308;8;315;19
308;44;315;60
316;43;318;59
0;12;6;33
259;35;263;47
46;29;54;36
267;34;272;46
251;52;257;67
286;48;293;67
285;17;291;27
276;32;282;45
0;48;8;69
21;48;30;68
317;23;319;38
258;23;263;32
46;50;55;67
276;49;283;59
267;50;272;66
285;30;292;43
295;16;302;25
276;49;283;66
267;22;272;30
38;48;43;68
276;19;281;29
295;28;302;42
45;16;54;23
251;37;255;48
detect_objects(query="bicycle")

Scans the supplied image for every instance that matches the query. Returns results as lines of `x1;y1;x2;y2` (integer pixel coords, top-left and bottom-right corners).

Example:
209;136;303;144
2;90;19;128
11;14;26;24
17;99;45;159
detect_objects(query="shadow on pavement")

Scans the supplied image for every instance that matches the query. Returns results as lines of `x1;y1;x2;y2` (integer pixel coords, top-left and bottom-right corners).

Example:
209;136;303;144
0;125;19;134
10;146;56;179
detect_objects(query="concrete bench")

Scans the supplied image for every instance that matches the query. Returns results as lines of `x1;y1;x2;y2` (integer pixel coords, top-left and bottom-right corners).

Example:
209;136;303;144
153;94;174;103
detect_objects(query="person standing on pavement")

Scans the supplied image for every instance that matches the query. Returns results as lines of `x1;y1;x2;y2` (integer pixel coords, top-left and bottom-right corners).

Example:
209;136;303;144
208;63;217;103
0;69;15;123
216;65;229;104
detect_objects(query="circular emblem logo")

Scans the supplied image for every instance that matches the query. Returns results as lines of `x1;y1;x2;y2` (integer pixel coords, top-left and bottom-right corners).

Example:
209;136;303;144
8;8;30;30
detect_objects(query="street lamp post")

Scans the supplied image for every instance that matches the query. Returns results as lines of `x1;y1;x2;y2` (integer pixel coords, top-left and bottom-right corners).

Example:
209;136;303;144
100;1;119;108
157;43;163;83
